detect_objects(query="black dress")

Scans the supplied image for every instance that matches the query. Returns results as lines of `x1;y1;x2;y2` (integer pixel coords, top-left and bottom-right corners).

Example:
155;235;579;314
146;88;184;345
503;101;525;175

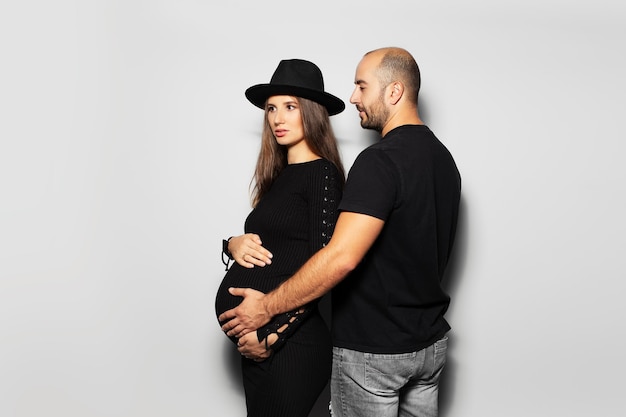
215;159;341;417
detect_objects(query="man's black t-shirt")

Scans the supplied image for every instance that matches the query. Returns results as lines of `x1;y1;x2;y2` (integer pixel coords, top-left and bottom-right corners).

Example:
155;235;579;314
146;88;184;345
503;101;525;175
333;124;461;354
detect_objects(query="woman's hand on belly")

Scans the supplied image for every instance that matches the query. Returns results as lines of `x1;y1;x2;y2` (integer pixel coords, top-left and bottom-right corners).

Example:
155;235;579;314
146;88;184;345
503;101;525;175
229;234;273;268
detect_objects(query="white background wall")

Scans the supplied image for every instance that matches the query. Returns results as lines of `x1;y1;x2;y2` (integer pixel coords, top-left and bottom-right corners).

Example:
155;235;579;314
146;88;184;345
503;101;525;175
1;1;625;416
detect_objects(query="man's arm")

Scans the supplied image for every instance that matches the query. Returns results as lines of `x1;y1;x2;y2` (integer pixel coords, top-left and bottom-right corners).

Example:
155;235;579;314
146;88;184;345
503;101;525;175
219;211;385;337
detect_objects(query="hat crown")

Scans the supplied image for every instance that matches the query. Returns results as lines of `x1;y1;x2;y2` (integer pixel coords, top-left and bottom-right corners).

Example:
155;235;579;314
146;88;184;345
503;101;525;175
269;59;324;92
245;58;345;115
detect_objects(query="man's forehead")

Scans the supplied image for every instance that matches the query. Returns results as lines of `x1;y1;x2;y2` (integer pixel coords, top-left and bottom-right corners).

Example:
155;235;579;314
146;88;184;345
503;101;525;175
355;60;378;83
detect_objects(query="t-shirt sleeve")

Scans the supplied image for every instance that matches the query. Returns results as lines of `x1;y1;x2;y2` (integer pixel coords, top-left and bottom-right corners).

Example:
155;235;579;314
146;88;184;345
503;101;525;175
338;148;397;221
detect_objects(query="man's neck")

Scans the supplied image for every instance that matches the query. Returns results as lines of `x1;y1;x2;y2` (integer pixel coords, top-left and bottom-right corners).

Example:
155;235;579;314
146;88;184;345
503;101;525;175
382;110;423;137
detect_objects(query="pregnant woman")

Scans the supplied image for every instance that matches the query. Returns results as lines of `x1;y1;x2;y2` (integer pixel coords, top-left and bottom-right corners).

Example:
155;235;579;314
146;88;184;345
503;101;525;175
215;58;345;417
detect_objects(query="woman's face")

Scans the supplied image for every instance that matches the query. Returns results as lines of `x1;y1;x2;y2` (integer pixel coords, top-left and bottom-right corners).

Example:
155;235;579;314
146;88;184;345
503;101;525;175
266;95;306;149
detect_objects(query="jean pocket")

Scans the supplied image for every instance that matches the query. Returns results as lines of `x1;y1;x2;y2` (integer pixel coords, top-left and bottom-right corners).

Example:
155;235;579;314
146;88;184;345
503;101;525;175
434;335;448;354
364;352;417;391
432;336;448;376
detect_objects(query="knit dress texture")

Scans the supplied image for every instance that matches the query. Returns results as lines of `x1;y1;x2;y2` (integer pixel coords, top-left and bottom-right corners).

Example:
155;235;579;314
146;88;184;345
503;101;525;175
215;158;341;417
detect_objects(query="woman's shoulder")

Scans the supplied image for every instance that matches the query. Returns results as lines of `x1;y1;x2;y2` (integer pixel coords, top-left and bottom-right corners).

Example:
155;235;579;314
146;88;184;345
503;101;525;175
315;157;339;170
309;158;341;179
288;158;338;173
284;159;340;187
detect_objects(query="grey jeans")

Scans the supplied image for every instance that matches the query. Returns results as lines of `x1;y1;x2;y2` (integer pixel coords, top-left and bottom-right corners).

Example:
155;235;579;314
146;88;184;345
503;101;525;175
330;336;448;417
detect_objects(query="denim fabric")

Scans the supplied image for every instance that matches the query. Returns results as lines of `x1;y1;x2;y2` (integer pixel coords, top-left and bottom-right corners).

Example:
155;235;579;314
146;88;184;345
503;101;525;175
330;336;448;417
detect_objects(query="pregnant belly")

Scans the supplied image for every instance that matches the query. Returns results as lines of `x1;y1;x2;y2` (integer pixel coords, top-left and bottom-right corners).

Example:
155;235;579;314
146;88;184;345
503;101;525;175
214;265;284;325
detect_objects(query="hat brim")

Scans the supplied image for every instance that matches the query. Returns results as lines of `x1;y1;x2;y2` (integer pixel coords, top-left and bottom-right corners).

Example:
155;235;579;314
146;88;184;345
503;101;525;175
245;84;345;116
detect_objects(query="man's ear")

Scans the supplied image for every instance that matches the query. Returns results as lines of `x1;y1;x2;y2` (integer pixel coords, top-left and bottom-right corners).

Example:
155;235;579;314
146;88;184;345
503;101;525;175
389;81;404;105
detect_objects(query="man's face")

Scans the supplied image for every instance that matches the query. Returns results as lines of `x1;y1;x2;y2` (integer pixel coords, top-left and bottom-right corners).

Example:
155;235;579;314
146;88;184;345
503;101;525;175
349;55;389;133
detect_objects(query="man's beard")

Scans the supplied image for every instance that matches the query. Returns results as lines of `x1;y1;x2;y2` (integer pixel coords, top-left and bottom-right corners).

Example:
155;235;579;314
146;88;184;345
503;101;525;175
360;92;388;133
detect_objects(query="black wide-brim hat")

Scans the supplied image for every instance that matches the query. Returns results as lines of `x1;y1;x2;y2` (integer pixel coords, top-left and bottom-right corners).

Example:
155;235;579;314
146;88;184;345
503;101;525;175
245;59;345;116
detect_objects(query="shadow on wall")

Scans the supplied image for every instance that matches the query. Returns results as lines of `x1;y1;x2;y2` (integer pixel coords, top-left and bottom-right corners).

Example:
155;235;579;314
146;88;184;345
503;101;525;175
222;338;244;392
439;194;469;417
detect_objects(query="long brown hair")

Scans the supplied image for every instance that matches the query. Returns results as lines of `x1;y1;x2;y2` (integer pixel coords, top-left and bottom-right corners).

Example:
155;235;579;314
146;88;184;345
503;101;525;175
250;97;345;207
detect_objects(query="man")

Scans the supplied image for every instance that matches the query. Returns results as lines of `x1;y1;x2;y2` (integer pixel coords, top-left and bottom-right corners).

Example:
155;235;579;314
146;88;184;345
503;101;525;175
219;47;461;417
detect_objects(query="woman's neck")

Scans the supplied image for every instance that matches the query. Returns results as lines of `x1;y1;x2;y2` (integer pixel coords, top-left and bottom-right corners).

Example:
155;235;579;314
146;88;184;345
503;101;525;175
287;145;320;164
